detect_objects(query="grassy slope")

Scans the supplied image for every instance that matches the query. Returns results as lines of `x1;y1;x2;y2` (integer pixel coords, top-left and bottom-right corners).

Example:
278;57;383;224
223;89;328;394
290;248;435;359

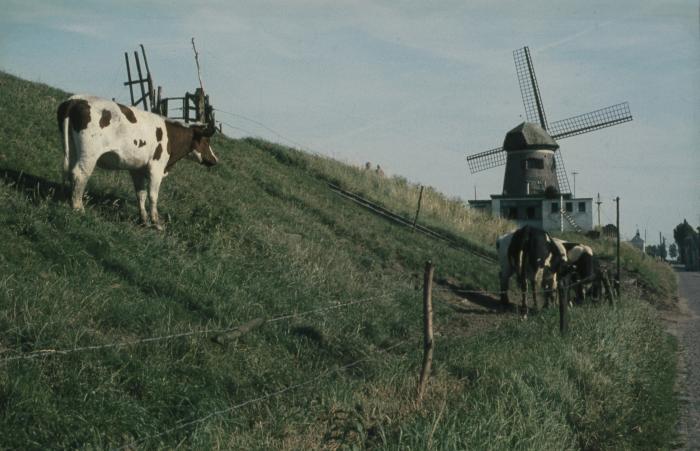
0;71;678;449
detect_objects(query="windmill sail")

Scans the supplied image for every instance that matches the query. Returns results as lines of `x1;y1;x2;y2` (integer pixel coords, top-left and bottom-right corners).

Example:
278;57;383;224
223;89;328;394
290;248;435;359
466;147;506;173
553;150;572;195
513;47;547;129
549;102;632;140
465;45;632;197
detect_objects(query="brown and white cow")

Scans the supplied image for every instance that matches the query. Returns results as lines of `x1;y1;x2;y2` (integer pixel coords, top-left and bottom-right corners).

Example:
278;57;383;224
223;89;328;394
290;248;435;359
552;238;613;304
497;225;567;316
57;95;218;230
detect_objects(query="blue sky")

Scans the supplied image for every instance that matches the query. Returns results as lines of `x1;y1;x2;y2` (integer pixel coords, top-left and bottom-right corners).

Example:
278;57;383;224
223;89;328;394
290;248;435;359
1;0;698;243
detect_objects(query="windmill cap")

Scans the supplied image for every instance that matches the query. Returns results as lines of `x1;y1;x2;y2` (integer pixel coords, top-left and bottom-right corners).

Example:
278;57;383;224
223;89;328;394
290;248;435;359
503;121;559;151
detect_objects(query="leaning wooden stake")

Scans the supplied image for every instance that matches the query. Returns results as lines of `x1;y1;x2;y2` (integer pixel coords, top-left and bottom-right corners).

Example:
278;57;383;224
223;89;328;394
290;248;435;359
191;37;205;94
412;185;424;231
418;261;435;401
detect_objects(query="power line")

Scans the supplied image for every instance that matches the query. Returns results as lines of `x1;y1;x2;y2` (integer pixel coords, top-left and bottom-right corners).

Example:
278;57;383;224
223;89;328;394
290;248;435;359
214;109;325;157
214;109;307;149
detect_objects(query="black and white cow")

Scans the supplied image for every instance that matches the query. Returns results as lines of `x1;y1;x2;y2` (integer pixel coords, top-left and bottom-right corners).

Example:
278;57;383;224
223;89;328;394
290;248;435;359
57;95;218;229
552;239;612;304
497;226;567;316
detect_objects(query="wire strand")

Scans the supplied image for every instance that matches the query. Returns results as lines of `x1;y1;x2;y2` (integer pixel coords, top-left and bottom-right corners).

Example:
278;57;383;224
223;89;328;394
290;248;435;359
113;339;411;450
1;293;395;364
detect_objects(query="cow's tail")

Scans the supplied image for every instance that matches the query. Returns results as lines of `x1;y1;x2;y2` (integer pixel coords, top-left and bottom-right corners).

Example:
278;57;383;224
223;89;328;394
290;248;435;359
62;114;71;180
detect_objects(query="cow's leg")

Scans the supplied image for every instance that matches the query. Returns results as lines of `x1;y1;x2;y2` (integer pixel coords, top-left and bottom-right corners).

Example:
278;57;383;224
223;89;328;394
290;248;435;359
519;275;528;318
129;169;149;225
70;159;96;211
147;172;164;231
499;270;511;306
575;283;584;305
532;268;545;312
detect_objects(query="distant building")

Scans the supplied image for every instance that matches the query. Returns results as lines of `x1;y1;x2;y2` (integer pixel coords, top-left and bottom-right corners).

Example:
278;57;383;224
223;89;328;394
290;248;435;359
629;229;644;251
602;224;618;238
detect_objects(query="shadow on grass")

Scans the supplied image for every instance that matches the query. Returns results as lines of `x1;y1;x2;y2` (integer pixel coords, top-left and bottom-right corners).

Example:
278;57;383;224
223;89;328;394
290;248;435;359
1;167;68;203
435;277;507;313
0;167;133;217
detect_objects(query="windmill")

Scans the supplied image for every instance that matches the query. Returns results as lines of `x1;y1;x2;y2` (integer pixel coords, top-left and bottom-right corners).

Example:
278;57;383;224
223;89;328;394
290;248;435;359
466;46;633;198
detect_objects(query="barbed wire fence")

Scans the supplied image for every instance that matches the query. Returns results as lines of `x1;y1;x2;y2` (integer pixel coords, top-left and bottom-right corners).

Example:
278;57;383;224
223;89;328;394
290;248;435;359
0;255;616;447
0;286;426;447
114;339;412;450
0;293;395;364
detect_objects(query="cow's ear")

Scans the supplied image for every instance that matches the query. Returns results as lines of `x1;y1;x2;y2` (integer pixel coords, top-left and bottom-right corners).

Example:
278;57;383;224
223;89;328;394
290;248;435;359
191;124;206;137
191;123;216;138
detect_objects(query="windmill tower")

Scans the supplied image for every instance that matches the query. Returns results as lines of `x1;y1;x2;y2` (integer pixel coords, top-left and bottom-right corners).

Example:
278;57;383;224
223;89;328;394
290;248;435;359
467;46;633;232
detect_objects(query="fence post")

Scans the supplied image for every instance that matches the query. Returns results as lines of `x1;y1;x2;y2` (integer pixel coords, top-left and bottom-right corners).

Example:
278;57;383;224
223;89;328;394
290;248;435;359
412;185;424;231
418;261;435;401
559;280;568;335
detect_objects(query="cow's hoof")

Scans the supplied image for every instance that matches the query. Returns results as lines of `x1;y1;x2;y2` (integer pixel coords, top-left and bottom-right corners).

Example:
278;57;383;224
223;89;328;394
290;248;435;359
153;223;164;232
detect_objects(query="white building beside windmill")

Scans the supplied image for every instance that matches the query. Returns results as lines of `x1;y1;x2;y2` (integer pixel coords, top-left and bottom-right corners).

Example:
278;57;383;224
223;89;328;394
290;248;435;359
466;46;632;233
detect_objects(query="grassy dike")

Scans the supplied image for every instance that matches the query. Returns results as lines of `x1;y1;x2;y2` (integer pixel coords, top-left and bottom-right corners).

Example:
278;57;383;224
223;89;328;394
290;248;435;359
0;70;678;449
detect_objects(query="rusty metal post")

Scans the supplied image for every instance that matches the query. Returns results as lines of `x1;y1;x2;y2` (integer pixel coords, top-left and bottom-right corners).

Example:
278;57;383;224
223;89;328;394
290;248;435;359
418;261;435;401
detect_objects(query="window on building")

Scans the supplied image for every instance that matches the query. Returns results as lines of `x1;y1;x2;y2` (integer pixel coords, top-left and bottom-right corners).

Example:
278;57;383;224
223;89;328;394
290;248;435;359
551;202;559;213
578;202;586;212
523;158;544;170
526;206;536;219
566;202;573;212
508;207;518;219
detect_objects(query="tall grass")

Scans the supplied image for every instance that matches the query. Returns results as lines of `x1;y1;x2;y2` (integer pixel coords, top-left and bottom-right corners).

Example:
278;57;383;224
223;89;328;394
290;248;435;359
0;70;679;449
244;138;514;248
393;297;678;450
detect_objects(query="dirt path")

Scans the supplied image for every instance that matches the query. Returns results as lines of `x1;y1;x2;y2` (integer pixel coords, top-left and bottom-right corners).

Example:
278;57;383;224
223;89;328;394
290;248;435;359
669;270;700;449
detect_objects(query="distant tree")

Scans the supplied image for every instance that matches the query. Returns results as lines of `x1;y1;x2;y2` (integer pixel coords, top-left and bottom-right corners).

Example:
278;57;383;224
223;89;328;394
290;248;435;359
673;219;697;265
602;223;617;238
659;239;667;260
646;245;658;258
669;243;678;260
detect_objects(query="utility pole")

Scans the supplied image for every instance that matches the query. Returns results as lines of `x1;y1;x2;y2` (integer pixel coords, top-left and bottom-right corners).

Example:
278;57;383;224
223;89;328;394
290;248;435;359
572;171;579;198
615;197;620;296
596;193;602;229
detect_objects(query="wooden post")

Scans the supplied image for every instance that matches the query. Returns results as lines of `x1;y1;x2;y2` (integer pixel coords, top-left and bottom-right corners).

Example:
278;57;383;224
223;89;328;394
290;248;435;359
124;52;135;106
156;86;163;115
615;197;621;297
418;261;435;401
413;186;424;231
559;280;568;335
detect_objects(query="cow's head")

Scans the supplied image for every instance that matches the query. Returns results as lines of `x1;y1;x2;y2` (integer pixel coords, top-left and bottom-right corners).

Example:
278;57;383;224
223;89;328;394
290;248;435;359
189;123;219;167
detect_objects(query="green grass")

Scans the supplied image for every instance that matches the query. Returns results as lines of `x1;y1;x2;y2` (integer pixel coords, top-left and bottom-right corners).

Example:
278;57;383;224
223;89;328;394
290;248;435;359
0;70;679;449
